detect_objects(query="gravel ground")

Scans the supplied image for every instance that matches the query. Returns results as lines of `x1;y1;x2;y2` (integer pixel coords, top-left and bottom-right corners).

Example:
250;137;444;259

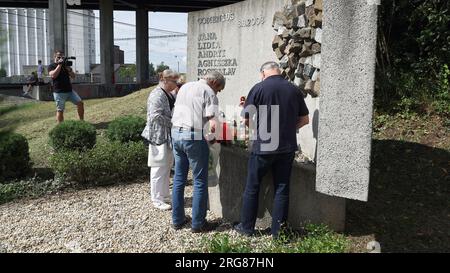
0;181;242;253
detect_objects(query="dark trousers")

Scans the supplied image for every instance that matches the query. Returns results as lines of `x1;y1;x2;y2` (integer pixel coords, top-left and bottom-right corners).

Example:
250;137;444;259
240;152;295;236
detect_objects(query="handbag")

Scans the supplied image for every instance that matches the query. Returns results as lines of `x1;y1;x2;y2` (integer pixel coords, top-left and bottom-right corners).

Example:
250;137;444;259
148;143;171;167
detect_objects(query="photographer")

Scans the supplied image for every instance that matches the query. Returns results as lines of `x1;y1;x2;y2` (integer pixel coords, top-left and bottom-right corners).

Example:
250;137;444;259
48;50;84;123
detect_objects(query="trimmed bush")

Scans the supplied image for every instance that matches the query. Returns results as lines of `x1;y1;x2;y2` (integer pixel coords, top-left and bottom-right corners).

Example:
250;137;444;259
106;115;146;143
0;132;32;181
50;141;148;185
49;120;96;151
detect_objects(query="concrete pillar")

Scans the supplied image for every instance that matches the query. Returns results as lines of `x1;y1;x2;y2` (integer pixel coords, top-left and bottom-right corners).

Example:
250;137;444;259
136;8;149;86
48;0;67;57
100;0;114;93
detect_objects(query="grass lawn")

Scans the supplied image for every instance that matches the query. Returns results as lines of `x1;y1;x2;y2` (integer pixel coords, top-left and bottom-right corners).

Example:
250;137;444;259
0;89;449;252
0;87;152;168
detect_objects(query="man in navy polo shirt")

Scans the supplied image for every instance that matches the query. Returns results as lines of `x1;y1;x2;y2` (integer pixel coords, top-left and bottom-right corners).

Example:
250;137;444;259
234;61;310;237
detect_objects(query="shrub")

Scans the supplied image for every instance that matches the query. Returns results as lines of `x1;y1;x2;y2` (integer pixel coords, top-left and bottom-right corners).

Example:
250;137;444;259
50;141;148;185
49;120;96;151
106;115;146;143
0;132;32;181
0;178;69;205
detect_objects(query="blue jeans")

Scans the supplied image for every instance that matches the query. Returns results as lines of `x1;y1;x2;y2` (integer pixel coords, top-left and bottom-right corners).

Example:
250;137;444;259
171;128;209;229
53;91;82;112
239;152;295;236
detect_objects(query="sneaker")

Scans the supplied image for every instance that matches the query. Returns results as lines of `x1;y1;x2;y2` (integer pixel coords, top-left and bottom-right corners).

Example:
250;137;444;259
172;216;191;230
163;196;172;204
191;221;219;234
232;223;253;237
153;201;171;211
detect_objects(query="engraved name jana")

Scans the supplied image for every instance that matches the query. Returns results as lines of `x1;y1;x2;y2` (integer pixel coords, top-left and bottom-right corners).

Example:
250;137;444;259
197;32;238;77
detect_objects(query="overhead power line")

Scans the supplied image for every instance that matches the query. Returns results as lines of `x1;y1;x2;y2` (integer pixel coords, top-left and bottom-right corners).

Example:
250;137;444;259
114;34;187;41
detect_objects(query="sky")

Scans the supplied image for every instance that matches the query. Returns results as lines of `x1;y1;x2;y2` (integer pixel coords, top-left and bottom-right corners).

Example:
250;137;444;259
93;11;188;73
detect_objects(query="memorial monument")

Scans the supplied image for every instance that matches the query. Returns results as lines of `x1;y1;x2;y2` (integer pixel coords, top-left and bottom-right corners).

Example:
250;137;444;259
187;0;378;231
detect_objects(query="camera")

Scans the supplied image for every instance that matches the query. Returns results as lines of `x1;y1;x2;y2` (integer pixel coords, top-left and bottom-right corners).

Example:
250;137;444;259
59;56;76;67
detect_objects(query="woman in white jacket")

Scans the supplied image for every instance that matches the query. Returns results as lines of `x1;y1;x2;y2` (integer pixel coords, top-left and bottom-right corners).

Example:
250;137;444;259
142;70;180;210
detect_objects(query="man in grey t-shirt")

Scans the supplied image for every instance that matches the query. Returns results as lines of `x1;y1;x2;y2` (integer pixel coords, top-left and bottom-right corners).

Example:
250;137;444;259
171;71;225;233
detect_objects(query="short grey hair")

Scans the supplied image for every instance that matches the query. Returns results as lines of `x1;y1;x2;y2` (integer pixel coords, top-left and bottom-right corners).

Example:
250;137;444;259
260;61;280;72
203;70;226;87
160;69;179;81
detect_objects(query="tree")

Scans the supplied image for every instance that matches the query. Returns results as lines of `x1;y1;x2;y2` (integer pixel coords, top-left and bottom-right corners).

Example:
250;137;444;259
118;64;136;79
375;0;450;114
149;63;156;77
156;62;170;74
0;68;6;78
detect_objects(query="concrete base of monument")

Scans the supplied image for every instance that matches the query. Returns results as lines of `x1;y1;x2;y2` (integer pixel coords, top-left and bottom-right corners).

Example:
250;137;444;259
29;83;144;101
208;145;346;232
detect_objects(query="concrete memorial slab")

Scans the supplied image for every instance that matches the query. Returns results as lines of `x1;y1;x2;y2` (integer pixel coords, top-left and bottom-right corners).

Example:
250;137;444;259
316;0;378;202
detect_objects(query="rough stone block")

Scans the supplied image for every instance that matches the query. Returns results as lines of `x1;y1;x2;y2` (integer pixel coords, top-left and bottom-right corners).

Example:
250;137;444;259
304;79;314;91
290;42;303;54
303;40;313;48
298;27;311;39
283;4;297;20
294;76;306;91
310;80;320;97
312;53;321;68
282;29;291;39
280;54;289;68
305;0;314;7
299;43;313;57
295;63;305;77
277;26;287;35
275;48;284;60
297;14;308;28
294;2;306;17
304;55;313;65
284;44;291;55
279;39;288;53
306;6;315;21
312;27;322;43
314;0;323;11
311;42;321;54
315;11;323;27
288;53;299;68
316;0;378;201
291;0;306;5
273;11;288;30
272;35;282;49
291;17;300;29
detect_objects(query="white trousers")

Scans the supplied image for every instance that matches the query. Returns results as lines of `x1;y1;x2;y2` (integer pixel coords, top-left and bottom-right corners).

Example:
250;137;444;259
149;145;174;204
